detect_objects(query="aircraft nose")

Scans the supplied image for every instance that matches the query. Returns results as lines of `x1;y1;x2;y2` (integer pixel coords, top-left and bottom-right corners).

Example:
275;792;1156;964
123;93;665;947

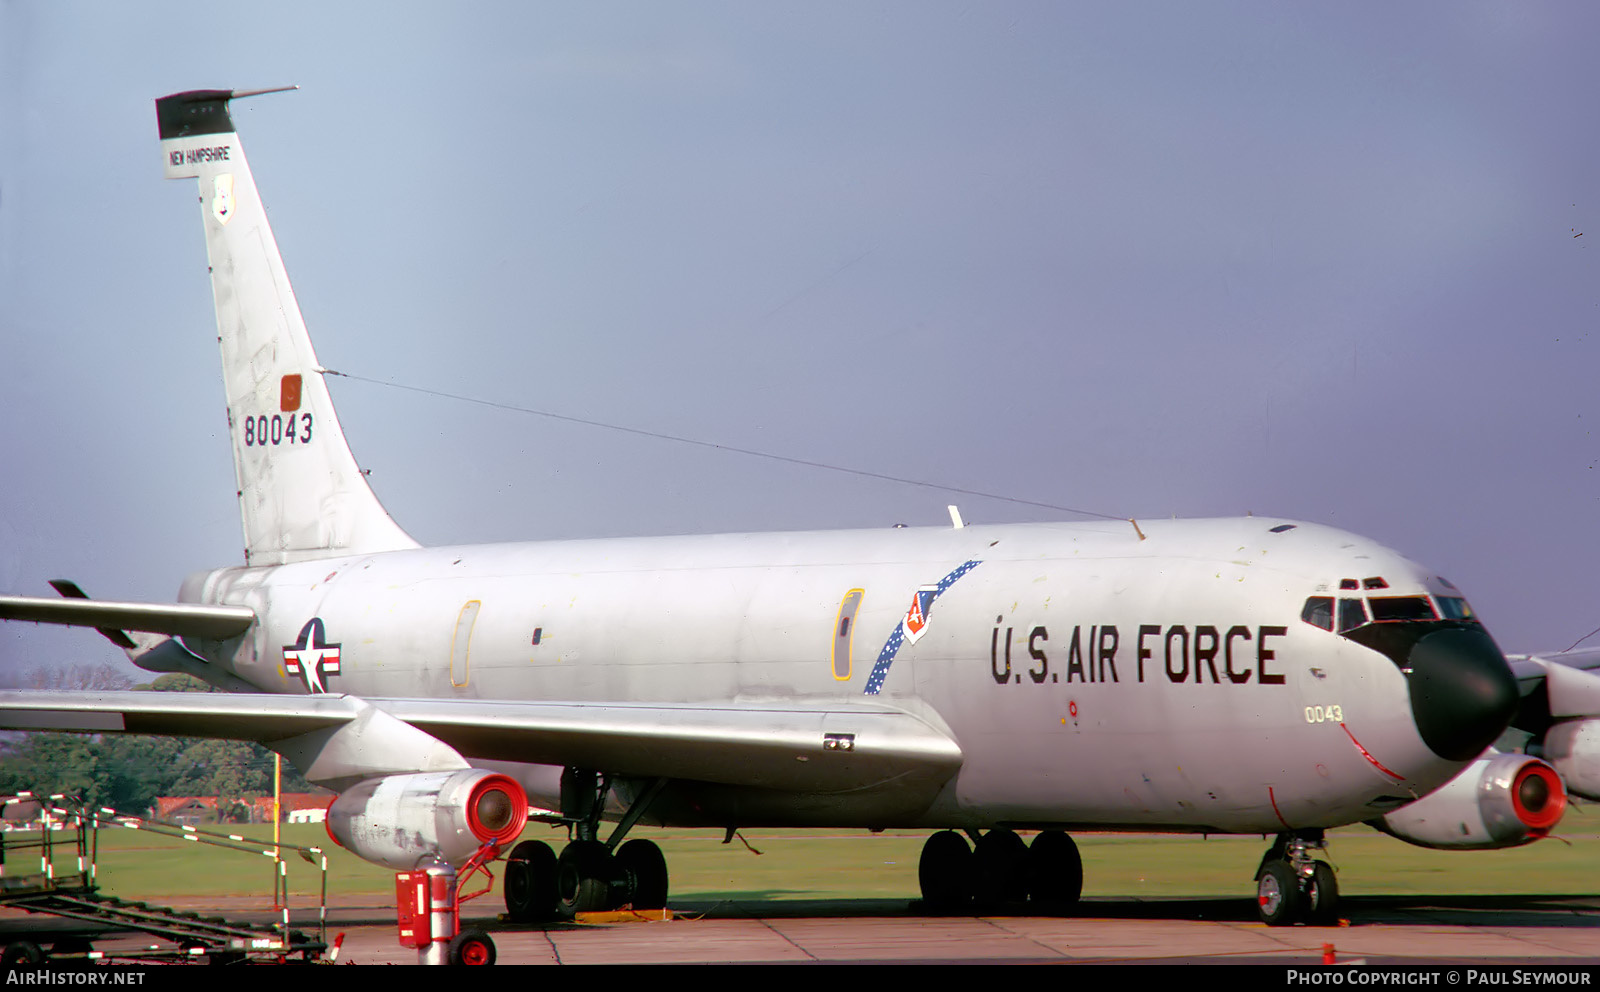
1405;627;1519;761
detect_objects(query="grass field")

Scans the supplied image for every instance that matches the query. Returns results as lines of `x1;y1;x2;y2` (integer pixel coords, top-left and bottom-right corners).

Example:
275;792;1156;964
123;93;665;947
17;816;1595;906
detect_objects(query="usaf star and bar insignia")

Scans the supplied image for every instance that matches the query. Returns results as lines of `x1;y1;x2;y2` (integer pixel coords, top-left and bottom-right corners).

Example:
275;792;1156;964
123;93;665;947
282;617;341;694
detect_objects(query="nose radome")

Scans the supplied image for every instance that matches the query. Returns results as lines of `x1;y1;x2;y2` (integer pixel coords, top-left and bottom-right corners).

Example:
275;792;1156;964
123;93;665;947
1406;627;1519;761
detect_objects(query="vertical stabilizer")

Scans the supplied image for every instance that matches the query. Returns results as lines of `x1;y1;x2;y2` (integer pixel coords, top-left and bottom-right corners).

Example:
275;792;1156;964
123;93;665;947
157;90;417;565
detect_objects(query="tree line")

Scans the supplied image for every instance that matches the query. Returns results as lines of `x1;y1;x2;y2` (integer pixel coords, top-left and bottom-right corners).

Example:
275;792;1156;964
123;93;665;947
0;669;314;820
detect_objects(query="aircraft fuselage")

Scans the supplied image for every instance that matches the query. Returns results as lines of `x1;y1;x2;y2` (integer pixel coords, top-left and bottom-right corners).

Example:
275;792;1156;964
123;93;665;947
180;514;1480;833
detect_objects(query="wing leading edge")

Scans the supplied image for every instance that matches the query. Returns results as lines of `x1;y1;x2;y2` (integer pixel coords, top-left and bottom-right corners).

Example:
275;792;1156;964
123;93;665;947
0;691;963;795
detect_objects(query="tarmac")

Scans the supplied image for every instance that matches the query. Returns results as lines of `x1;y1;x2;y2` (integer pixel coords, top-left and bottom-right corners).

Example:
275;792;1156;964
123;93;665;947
252;894;1600;965
5;893;1597;965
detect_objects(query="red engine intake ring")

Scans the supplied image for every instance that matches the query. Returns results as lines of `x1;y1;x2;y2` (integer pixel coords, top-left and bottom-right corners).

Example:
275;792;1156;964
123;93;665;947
325;797;342;848
1511;761;1566;833
465;773;529;843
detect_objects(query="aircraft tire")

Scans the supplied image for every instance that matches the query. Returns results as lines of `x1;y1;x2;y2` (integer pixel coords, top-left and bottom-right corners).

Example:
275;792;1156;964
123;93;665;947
1255;860;1302;926
1;941;42;967
1305;860;1340;926
973;828;1029;906
917;830;974;913
616;838;669;910
556;840;615;918
504;839;558;922
1255;835;1288;879
448;929;496;966
1026;830;1083;912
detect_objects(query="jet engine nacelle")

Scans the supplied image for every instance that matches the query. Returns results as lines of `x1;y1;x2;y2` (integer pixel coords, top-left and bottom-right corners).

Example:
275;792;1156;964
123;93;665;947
1542;718;1600;802
326;769;529;870
1372;752;1566;850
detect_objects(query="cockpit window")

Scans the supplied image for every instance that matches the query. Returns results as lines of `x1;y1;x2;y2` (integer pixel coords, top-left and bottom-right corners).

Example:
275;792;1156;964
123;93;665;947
1338;598;1368;632
1301;596;1334;631
1368;596;1438;622
1436;596;1477;621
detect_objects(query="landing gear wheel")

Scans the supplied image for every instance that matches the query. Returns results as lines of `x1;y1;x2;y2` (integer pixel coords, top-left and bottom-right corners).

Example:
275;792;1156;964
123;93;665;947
1026;830;1083;913
616;838;669;909
1256;860;1301;926
973;828;1029;907
448;929;496;965
1305;860;1340;926
504;839;558;922
287;929;321;962
1;941;41;967
556;840;615;918
918;830;974;913
1256;835;1288;879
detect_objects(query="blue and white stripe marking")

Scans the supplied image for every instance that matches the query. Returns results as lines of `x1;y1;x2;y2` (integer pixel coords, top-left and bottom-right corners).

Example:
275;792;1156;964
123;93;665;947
863;559;982;695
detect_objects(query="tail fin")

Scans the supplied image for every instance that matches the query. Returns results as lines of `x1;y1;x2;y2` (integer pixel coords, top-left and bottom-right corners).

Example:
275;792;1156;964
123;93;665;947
157;89;417;566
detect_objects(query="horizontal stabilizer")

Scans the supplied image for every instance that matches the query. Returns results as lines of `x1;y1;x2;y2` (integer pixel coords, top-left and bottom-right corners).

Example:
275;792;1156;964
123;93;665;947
0;596;255;640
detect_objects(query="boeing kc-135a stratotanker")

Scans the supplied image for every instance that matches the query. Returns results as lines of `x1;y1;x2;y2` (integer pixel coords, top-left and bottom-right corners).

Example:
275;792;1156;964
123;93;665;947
4;90;1598;957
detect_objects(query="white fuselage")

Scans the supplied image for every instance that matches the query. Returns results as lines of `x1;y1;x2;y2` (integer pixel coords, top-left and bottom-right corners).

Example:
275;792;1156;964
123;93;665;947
179;515;1465;833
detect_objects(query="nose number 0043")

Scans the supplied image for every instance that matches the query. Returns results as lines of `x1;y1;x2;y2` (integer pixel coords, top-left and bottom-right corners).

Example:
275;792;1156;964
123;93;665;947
1305;704;1344;724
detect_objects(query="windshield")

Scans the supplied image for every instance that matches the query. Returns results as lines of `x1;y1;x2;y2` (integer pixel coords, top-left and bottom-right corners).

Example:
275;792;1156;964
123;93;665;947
1368;596;1438;622
1436;596;1476;621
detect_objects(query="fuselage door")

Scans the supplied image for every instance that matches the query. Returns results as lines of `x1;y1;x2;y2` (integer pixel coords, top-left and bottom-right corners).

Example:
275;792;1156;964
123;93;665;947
451;600;481;687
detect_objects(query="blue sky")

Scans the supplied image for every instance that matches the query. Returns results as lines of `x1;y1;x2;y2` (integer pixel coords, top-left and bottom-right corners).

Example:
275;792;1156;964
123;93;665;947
3;1;1598;679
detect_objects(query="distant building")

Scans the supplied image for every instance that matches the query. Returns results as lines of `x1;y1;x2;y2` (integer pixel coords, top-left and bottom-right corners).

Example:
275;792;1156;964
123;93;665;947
0;800;43;830
155;792;332;826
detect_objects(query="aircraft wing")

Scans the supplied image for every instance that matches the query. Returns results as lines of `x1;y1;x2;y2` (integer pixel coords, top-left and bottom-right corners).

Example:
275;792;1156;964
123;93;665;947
0;690;963;794
1507;652;1600;743
1512;647;1600;674
379;697;963;792
0;594;254;641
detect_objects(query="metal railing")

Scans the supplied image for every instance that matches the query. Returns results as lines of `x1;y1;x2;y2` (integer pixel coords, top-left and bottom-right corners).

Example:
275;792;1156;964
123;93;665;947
0;791;328;946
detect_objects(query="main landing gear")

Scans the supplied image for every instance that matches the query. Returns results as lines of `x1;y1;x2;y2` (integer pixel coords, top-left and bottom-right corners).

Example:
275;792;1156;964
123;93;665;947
917;828;1083;913
503;770;670;922
1254;831;1340;927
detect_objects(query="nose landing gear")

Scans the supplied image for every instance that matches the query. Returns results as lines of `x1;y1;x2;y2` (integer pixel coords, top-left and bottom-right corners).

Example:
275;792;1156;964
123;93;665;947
1255;832;1340;926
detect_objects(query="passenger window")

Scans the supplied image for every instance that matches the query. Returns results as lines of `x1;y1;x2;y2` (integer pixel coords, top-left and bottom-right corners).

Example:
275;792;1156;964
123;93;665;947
1338;598;1368;632
1300;596;1334;631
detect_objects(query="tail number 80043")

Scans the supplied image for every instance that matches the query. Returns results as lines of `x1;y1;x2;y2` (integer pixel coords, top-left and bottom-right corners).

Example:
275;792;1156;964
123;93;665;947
244;412;313;447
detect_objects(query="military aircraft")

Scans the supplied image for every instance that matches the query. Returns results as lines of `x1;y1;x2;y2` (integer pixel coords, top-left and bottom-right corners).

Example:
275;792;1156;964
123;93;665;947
2;89;1595;939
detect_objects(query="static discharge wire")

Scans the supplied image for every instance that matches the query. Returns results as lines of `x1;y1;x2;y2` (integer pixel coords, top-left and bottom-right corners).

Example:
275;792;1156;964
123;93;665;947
320;368;1128;522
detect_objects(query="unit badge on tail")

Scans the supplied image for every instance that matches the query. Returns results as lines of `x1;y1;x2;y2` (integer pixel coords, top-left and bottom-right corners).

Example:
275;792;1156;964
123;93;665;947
211;173;234;225
282;618;341;694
